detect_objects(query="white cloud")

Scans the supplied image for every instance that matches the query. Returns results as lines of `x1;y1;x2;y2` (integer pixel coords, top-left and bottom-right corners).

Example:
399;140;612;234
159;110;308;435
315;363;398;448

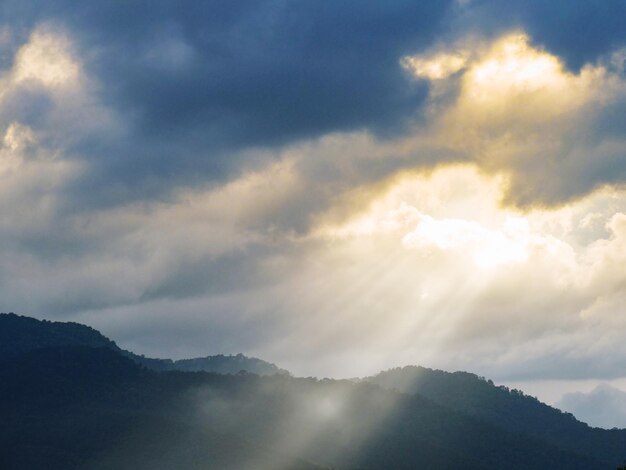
403;32;626;207
12;27;80;89
402;52;467;80
402;213;530;269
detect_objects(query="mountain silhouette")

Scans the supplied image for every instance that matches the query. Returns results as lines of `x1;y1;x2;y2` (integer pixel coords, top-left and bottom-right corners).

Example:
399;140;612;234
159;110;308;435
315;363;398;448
0;312;287;376
367;366;626;466
1;313;624;469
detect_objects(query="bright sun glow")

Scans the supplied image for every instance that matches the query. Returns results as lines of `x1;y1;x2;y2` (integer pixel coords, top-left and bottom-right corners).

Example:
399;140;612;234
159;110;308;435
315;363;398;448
469;34;561;94
457;32;605;121
319;166;536;270
402;214;530;269
403;31;608;130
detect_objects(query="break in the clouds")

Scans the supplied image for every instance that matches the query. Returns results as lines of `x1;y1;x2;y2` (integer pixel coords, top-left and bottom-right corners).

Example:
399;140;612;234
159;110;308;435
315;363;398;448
2;1;626;405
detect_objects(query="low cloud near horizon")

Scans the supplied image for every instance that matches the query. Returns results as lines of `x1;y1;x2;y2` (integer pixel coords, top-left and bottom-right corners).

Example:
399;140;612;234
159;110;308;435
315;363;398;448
558;384;626;429
1;0;626;410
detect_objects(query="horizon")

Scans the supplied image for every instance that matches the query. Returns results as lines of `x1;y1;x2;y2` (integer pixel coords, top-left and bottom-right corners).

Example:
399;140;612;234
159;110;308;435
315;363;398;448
6;309;626;430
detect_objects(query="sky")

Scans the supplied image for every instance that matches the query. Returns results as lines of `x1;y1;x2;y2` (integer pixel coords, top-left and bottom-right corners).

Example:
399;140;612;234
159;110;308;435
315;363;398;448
2;0;626;425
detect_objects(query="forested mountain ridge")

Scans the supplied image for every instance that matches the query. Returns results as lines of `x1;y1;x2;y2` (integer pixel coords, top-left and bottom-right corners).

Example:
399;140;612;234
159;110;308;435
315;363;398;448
0;346;325;470
1;313;625;469
0;312;287;376
366;366;626;465
0;346;607;470
0;312;119;357
133;352;289;375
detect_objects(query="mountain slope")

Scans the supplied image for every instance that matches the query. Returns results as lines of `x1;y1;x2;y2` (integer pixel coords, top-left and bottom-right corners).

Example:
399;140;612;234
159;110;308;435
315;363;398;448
366;366;626;467
0;346;323;470
0;346;607;470
132;352;288;375
0;312;119;358
1;313;622;469
0;312;287;376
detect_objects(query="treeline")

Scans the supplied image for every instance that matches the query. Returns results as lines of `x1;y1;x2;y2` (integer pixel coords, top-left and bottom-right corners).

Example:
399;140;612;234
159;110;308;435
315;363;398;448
1;313;625;469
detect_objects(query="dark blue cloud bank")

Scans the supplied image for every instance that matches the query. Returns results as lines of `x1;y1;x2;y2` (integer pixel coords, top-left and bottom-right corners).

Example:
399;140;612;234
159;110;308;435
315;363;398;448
469;0;626;71
1;0;624;206
0;0;450;201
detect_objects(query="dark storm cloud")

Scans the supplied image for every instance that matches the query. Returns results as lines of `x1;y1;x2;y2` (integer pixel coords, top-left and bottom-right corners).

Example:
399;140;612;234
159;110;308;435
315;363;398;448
0;0;454;204
2;0;623;209
516;0;626;71
459;0;626;71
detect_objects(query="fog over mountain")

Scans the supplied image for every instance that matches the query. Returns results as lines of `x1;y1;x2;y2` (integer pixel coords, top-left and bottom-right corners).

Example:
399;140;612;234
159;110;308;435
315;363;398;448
2;313;626;470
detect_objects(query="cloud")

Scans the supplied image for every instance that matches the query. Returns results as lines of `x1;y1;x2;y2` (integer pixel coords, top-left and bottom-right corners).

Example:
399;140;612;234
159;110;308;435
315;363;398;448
453;0;626;71
402;52;468;81
50;162;620;381
12;28;79;88
403;32;626;207
0;1;626;388
0;0;458;208
253;167;626;379
1;4;624;215
557;384;626;429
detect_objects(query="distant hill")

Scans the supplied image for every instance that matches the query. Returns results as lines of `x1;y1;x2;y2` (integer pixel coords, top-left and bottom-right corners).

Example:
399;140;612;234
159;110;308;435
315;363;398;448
0;313;287;376
366;366;626;467
2;313;625;469
0;346;323;470
0;346;606;470
132;353;289;375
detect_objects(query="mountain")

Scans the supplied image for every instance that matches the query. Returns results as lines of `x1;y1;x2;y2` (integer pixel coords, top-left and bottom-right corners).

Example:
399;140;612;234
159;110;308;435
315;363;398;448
1;313;625;469
366;366;626;467
0;313;287;376
0;346;322;470
132;352;288;375
0;312;118;358
0;346;606;470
